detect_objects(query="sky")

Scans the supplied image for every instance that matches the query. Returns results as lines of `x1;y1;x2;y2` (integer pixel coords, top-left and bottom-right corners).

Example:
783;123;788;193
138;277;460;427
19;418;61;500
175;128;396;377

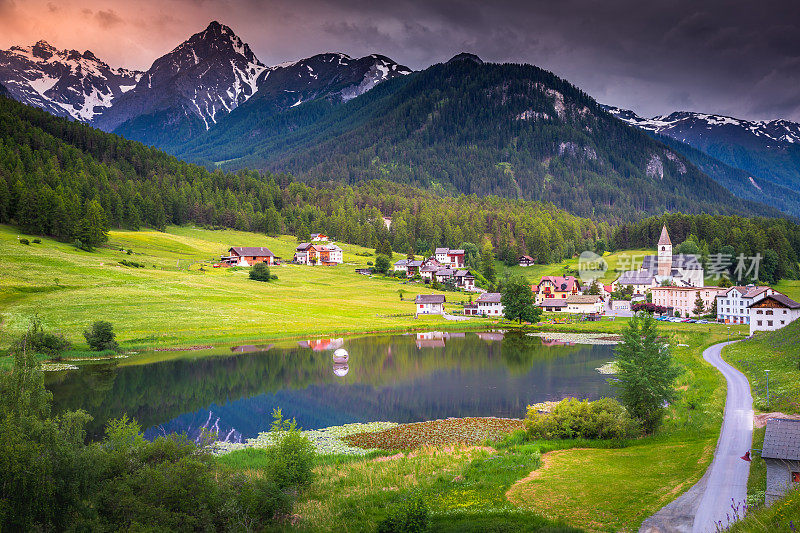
1;0;799;121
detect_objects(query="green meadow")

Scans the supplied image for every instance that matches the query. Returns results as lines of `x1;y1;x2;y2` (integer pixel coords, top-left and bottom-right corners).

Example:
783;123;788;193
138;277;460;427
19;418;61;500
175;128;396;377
0;224;481;350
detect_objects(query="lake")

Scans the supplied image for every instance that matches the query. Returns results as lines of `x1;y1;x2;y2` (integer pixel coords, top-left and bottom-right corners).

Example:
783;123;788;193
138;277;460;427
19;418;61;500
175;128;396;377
46;331;615;443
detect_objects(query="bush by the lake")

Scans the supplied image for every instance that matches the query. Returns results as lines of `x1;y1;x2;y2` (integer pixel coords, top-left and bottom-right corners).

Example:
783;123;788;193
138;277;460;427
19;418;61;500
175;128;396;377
32;238;41;244
377;493;430;533
249;262;275;282
525;398;641;440
19;238;29;245
0;348;312;532
10;316;70;358
84;320;119;352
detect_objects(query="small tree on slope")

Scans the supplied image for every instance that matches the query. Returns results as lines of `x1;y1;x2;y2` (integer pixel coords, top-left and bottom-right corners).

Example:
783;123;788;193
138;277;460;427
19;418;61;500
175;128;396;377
612;313;681;433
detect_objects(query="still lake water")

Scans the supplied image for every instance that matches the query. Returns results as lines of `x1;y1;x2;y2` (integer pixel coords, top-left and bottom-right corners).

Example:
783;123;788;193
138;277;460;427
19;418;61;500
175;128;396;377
46;331;615;443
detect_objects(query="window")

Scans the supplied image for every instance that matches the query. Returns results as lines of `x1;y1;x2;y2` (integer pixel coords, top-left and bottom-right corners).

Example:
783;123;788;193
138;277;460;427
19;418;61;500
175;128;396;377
757;320;762;326
766;310;773;315
767;321;773;327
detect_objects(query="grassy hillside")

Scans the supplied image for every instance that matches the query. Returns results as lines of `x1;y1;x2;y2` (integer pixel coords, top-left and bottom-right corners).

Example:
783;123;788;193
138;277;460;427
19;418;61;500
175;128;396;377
0;224;474;350
723;318;800;413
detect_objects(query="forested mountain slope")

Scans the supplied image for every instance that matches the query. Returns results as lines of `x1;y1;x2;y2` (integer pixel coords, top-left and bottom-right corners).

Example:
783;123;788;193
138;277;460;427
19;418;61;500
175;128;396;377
648;134;800;217
0;92;610;264
175;56;778;221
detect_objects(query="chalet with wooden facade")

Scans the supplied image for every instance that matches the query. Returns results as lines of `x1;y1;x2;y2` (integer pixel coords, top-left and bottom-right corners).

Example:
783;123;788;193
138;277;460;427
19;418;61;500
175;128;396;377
748;294;800;336
518;255;535;267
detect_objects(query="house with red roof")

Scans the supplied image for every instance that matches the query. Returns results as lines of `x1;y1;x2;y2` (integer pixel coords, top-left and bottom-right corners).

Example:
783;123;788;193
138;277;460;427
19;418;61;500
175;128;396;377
532;276;582;303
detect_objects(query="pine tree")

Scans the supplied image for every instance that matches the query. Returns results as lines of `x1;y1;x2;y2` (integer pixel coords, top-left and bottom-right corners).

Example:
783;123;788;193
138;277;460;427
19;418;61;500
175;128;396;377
77;200;109;251
693;293;706;316
480;242;496;283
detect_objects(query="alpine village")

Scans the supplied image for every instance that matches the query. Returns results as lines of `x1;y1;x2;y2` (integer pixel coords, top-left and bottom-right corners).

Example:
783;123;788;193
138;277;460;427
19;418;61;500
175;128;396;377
2;6;800;533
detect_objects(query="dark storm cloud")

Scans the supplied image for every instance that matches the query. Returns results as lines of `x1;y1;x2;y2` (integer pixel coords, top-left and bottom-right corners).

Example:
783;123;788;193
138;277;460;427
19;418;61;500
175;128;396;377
2;0;799;120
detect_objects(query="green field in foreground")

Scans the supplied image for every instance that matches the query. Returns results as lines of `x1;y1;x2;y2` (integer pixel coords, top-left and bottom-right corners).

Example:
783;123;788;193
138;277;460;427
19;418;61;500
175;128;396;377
0;224;485;350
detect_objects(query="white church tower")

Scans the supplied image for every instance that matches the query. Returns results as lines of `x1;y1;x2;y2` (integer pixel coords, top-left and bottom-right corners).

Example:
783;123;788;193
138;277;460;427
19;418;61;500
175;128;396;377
657;225;672;278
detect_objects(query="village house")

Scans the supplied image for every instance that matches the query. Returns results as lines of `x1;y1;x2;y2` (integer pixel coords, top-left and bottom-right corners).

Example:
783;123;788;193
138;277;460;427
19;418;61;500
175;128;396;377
518;255;535;267
464;292;504;316
539;298;568;313
393;259;424;277
761;418;800;505
614;271;658;295
419;262;439;281
716;286;775;324
221;246;276;266
415;294;446;316
310;233;329;242
532;276;582;303
748;294;800;335
565;295;605;315
651;286;727;317
294;243;343;266
454;270;475;291
434;248;465;268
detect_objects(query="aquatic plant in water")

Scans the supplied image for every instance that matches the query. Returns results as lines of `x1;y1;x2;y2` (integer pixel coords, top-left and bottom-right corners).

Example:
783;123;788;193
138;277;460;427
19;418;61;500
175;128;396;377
214;421;398;456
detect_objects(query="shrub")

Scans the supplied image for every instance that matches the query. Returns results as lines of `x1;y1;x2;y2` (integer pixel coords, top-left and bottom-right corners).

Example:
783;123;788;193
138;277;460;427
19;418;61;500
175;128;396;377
126;249;133;255
118;260;144;268
249;262;273;282
83;321;119;352
525;398;641;440
263;409;316;489
19;238;29;245
32;238;41;244
10;316;70;358
377;494;430;533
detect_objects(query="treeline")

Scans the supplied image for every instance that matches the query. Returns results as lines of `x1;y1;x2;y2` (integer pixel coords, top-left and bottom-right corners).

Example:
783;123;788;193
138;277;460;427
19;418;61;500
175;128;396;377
0;94;608;263
612;213;800;282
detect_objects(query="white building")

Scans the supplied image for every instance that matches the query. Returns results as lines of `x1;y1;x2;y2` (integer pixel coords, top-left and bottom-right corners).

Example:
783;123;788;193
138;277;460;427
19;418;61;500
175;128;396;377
434;248;465;268
565;295;604;314
748;294;800;336
475;292;504;316
415;294;446;316
716;286;774;324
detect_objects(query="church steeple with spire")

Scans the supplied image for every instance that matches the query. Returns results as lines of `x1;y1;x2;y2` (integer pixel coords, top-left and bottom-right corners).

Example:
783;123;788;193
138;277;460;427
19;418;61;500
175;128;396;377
657;225;672;278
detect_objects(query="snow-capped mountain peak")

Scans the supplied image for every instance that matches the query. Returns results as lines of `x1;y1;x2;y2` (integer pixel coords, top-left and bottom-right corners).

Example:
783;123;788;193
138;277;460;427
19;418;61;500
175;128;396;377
94;20;268;133
603;105;800;147
0;40;143;121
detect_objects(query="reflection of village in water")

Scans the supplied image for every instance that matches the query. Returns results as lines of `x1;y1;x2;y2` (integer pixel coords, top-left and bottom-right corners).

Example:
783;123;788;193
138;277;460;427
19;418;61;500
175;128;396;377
413;331;572;348
50;331;611;446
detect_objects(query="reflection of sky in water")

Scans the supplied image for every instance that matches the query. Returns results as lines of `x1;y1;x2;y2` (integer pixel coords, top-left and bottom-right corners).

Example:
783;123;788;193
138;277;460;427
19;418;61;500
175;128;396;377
141;335;614;441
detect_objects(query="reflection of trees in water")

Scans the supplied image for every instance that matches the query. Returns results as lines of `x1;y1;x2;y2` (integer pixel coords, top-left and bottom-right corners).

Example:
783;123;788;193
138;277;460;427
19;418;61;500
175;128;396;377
45;332;614;439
